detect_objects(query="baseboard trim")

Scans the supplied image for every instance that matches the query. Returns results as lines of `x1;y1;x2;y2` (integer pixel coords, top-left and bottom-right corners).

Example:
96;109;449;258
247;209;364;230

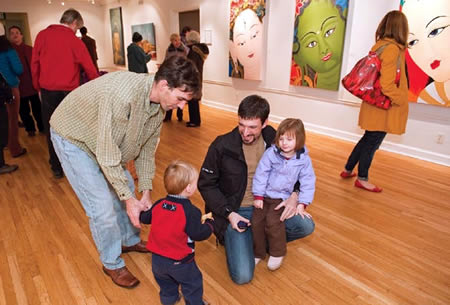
202;99;449;166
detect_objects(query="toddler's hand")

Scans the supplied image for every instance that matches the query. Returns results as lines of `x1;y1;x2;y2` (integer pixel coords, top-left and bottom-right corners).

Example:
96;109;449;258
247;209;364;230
201;212;214;224
254;199;263;209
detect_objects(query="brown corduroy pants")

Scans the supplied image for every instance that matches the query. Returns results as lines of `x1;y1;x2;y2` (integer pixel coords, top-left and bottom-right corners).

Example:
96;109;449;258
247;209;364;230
252;198;286;259
6;88;24;156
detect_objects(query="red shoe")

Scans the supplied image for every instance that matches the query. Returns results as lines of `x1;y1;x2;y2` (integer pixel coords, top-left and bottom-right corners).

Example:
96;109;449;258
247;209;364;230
340;171;356;179
354;179;382;193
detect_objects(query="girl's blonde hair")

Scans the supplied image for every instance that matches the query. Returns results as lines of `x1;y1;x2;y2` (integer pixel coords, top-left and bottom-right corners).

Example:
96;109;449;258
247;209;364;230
274;118;305;151
164;160;198;195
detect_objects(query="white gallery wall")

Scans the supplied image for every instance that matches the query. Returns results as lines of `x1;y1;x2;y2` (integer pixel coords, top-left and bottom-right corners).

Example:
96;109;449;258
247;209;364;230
2;0;107;68
2;0;449;165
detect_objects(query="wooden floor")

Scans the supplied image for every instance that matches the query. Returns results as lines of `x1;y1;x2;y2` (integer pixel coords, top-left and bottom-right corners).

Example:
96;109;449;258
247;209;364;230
1;105;449;305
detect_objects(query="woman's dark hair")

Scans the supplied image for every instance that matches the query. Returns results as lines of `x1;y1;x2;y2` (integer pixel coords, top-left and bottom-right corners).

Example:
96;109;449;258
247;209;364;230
376;10;409;49
155;55;201;98
79;26;87;35
0;36;13;52
132;32;143;43
181;26;191;36
238;95;270;124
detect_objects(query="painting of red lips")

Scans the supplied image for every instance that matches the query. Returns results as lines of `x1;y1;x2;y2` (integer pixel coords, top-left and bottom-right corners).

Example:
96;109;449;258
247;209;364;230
430;60;440;70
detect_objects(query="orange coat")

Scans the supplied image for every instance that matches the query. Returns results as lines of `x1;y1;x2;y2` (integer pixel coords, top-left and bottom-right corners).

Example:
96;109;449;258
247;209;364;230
358;39;409;135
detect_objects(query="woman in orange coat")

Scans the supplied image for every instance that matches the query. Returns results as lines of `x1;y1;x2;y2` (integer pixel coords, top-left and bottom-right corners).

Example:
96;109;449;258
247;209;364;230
341;11;409;192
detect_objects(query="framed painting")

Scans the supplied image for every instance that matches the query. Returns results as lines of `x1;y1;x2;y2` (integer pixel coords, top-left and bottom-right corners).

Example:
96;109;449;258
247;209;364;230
110;7;125;66
400;0;449;106
228;0;266;80
290;0;349;91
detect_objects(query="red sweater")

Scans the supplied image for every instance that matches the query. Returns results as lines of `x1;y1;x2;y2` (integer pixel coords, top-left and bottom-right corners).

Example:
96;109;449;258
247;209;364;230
12;43;37;97
31;24;98;92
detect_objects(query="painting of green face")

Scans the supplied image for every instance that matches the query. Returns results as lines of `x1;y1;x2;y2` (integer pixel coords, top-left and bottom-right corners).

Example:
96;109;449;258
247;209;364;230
291;0;348;90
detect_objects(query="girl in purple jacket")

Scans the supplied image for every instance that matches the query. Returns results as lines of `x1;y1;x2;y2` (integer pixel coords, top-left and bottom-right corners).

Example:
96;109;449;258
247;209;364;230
252;118;315;270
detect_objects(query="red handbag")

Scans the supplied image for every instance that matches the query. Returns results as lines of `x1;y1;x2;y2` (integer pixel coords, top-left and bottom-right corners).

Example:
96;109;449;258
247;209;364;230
342;44;400;110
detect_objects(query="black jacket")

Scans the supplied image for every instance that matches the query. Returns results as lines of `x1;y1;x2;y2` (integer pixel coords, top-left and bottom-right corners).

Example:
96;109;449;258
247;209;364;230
198;125;276;244
127;43;151;74
187;43;209;83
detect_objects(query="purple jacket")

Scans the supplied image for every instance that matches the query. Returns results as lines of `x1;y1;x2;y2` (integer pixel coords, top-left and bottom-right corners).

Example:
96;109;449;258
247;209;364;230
252;145;316;204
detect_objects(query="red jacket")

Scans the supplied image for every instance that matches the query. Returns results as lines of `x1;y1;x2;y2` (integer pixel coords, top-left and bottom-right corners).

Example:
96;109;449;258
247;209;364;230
140;196;214;261
31;24;98;92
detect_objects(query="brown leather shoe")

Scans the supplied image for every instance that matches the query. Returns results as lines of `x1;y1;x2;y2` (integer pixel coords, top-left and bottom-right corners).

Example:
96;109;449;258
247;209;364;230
102;266;140;288
122;240;150;253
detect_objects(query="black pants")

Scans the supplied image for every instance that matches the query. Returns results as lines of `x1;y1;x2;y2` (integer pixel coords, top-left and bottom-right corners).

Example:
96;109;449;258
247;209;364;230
152;254;204;305
0;104;8;167
41;89;70;172
164;108;183;121
19;94;44;132
188;99;201;125
344;130;386;180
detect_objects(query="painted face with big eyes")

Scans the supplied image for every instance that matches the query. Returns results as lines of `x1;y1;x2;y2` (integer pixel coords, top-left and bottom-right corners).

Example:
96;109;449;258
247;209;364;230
403;0;450;82
294;0;346;73
230;8;263;80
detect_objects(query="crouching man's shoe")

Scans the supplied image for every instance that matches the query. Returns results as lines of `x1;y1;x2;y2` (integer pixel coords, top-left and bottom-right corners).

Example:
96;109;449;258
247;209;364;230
102;266;140;288
122;240;149;253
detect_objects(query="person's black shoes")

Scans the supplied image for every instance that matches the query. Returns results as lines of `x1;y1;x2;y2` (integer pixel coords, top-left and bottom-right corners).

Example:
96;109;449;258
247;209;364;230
186;122;200;128
52;169;64;179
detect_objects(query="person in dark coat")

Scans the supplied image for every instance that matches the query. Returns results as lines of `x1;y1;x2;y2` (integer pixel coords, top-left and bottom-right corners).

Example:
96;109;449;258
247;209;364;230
185;31;209;127
9;25;44;137
80;26;99;71
127;32;151;74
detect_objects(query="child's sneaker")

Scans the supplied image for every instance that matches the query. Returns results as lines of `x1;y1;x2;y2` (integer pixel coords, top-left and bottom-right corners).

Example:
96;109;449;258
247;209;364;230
267;256;284;271
255;258;261;265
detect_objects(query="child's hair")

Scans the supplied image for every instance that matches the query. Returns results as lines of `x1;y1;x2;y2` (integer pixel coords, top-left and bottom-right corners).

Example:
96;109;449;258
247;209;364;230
164;160;198;195
274;118;306;151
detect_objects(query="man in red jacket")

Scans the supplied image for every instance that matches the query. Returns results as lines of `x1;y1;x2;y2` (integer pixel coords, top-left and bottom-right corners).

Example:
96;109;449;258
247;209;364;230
31;8;99;178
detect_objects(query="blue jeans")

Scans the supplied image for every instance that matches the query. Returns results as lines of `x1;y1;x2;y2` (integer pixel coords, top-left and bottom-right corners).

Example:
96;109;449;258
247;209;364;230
152;254;204;305
344;130;387;180
51;129;140;269
224;206;315;284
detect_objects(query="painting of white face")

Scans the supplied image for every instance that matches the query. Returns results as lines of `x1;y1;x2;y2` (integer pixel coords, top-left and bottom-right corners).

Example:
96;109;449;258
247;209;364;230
403;0;450;82
229;8;263;80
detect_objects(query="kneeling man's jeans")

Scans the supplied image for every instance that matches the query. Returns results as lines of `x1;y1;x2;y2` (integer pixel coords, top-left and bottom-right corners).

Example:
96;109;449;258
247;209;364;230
51;128;140;269
224;206;315;284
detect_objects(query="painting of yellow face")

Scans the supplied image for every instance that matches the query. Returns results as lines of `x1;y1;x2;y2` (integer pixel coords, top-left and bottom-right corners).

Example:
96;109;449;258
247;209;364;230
229;8;263;80
403;0;450;82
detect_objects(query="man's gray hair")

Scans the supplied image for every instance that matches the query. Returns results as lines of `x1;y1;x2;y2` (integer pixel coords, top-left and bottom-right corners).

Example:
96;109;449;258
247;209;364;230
60;9;84;28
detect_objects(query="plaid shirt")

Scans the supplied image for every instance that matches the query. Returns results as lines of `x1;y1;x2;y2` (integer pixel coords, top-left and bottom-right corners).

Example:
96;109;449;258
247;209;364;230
50;71;164;200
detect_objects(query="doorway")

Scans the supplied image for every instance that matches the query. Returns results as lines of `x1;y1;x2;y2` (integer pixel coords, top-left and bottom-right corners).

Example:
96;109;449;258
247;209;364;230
178;9;199;35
